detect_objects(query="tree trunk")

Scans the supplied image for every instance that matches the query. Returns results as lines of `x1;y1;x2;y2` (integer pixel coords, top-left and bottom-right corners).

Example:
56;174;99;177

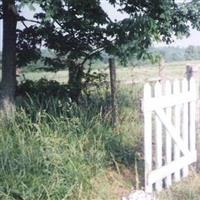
68;61;84;103
1;0;17;118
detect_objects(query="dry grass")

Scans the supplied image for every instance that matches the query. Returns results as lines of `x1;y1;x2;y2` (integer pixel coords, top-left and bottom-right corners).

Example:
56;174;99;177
114;60;200;83
90;169;132;200
157;172;200;200
21;60;200;84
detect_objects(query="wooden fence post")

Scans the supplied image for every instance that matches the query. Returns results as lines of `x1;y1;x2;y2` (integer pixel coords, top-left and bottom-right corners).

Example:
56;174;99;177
186;65;200;171
109;58;117;127
186;65;193;81
159;58;166;82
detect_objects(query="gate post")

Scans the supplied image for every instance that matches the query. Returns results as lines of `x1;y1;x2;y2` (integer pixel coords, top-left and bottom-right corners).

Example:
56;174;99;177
159;57;166;83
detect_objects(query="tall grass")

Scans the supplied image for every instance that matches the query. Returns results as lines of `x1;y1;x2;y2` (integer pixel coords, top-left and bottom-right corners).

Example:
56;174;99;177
157;173;200;200
1;77;199;199
0;85;143;200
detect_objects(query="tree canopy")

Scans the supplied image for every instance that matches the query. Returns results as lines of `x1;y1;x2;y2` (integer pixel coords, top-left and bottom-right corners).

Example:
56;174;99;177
12;0;200;64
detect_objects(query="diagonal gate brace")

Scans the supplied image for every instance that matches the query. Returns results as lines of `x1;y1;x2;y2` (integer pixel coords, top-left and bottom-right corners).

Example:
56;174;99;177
155;108;191;156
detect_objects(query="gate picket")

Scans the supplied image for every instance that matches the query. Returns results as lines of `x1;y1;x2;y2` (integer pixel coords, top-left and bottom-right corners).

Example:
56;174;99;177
173;80;181;182
144;83;153;193
165;80;172;187
190;78;196;152
155;82;162;191
182;79;189;177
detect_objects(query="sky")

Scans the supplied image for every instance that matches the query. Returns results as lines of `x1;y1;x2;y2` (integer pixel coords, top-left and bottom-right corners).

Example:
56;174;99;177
0;1;200;50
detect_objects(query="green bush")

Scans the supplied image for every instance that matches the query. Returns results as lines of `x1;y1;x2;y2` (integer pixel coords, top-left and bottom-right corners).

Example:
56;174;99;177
16;78;70;98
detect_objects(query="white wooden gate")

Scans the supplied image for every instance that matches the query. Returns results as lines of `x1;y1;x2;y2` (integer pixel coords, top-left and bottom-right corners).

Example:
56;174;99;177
142;78;197;193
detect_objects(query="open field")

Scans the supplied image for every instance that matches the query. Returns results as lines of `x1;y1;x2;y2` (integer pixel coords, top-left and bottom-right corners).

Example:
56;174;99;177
18;60;200;84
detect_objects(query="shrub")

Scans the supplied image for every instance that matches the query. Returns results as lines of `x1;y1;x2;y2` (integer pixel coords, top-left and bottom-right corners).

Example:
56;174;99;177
16;78;70;98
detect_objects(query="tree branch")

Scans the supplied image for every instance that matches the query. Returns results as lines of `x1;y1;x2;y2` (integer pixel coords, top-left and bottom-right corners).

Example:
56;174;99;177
20;20;28;28
20;17;42;24
81;47;105;66
7;2;42;26
80;37;116;66
54;19;64;29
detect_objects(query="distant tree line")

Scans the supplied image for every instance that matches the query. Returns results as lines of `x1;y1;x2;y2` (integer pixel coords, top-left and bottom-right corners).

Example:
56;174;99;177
154;46;200;62
1;45;200;69
111;45;200;66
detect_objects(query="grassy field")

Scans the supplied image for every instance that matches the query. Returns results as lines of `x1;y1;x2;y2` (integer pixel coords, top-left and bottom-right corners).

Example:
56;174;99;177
20;60;200;83
1;60;200;199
